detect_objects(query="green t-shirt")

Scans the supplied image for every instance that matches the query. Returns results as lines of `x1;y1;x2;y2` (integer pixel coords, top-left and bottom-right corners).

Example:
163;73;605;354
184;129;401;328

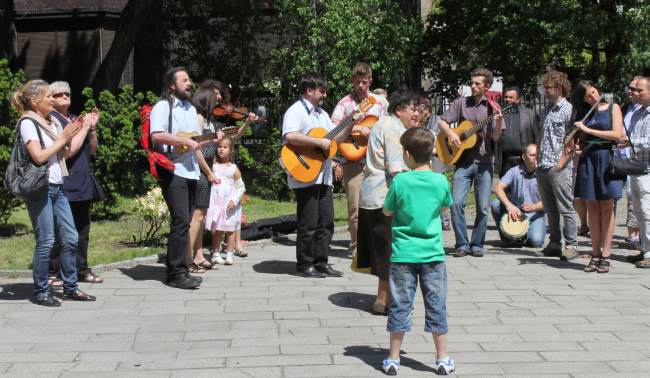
383;170;453;263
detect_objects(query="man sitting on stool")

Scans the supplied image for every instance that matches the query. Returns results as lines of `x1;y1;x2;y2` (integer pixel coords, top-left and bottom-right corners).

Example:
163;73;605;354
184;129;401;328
490;144;546;247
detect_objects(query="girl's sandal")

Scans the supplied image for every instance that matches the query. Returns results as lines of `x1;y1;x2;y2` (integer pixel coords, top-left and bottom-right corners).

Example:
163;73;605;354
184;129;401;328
195;260;214;270
584;257;600;273
596;258;610;273
189;264;206;274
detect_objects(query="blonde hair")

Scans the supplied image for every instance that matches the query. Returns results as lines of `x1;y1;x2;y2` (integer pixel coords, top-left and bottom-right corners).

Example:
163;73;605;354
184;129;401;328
12;80;49;113
541;70;571;97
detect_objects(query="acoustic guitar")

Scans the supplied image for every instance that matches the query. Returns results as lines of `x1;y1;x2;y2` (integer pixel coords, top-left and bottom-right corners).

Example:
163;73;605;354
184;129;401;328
279;96;376;183
173;126;242;154
338;115;379;161
435;103;516;166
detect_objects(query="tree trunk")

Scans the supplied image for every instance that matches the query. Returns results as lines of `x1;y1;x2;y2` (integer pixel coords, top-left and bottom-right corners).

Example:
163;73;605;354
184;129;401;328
0;0;14;60
92;0;158;93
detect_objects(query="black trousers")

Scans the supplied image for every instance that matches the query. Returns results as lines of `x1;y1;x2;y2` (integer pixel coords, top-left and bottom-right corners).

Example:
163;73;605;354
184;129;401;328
49;200;92;277
294;185;334;270
159;169;196;280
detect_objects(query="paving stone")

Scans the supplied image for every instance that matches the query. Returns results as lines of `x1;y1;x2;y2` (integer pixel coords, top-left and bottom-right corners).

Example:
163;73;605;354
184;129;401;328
1;214;648;376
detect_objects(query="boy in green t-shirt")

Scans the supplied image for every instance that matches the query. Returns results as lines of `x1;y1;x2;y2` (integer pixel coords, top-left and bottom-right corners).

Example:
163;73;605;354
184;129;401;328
381;127;454;376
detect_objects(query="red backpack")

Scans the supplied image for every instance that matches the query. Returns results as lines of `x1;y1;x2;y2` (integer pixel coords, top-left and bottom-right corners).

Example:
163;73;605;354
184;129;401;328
140;102;175;180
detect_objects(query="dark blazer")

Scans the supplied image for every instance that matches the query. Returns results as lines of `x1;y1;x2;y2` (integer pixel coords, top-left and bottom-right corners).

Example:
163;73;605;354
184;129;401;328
51;112;94;202
494;104;538;174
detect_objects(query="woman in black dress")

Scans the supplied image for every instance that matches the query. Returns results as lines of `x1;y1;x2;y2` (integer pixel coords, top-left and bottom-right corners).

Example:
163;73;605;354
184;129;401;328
572;81;624;273
188;81;256;272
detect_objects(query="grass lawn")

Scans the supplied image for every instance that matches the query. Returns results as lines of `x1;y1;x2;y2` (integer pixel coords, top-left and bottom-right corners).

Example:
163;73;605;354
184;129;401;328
0;194;348;271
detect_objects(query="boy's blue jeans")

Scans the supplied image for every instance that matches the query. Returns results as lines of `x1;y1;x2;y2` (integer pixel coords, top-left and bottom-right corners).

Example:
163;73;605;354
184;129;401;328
25;184;79;297
387;262;448;334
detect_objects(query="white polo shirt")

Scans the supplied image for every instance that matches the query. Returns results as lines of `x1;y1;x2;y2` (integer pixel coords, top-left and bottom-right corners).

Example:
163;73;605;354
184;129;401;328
281;98;335;189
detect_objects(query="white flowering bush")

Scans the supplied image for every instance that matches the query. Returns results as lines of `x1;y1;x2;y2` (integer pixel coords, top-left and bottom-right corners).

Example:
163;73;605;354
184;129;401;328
132;187;169;246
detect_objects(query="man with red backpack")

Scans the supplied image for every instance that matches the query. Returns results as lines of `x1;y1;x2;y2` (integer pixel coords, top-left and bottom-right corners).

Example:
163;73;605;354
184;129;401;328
149;67;224;289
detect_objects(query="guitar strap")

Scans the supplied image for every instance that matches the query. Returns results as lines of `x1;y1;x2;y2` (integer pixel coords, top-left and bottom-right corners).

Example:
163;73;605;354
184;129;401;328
166;96;174;154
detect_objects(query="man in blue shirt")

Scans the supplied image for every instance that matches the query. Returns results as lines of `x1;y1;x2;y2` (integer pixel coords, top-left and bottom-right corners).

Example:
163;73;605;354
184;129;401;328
150;67;223;289
491;143;546;247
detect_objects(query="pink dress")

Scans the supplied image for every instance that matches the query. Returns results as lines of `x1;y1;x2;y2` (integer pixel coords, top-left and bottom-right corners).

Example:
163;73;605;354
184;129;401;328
205;163;242;232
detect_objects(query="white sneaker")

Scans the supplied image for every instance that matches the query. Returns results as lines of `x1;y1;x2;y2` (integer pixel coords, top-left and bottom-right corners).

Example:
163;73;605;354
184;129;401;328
212;253;226;265
224;251;234;265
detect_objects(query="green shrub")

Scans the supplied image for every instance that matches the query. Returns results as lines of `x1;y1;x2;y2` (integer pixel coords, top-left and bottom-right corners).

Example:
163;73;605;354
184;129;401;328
82;86;158;218
0;60;26;225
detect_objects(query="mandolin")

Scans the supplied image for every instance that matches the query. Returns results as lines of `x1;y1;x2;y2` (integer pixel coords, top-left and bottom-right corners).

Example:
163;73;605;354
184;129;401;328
435;103;516;166
279;96;376;183
175;126;240;153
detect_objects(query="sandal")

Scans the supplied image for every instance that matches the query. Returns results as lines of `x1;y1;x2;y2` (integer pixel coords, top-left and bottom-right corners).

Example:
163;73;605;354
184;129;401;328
584;256;600;273
577;225;590;237
189;264;206;274
234;249;248;257
79;273;104;283
195;260;214;270
48;277;63;288
596;258;610;273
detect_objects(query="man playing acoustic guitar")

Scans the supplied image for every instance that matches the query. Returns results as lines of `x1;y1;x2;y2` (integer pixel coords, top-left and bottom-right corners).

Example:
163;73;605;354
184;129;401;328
150;67;224;289
331;63;387;257
282;74;354;278
437;68;503;258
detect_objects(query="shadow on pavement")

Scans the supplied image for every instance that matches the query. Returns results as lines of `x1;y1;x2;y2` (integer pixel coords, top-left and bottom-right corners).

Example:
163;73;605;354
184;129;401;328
252;260;296;275
0;282;34;301
119;264;166;282
328;291;376;314
517;257;585;270
343;345;437;373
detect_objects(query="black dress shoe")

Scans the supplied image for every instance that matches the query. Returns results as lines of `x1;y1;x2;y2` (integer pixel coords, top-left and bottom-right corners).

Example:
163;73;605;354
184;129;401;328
315;264;343;277
297;265;326;278
185;272;203;283
63;290;96;301
35;293;61;307
166;276;200;289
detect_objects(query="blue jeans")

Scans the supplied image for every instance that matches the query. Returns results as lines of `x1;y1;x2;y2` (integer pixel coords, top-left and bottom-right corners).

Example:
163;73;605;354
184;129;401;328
490;199;546;247
451;161;493;252
387;262;448;334
25;184;79;297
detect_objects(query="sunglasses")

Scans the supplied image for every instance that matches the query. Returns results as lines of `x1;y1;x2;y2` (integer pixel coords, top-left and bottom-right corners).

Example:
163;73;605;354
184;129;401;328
53;92;70;98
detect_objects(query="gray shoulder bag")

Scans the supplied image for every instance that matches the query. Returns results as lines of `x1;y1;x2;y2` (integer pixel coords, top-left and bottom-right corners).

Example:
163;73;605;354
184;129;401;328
3;117;50;199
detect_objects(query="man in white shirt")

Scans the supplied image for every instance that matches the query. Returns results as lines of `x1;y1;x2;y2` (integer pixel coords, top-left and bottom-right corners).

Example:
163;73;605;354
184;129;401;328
150;67;223;289
282;74;354;278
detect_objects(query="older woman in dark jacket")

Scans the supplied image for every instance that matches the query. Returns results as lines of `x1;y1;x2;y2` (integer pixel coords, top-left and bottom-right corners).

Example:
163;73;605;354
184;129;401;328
48;81;103;284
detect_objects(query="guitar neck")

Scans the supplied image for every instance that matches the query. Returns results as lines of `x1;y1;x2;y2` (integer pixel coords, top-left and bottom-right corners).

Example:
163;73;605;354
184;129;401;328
325;113;357;140
193;127;239;142
467;114;495;136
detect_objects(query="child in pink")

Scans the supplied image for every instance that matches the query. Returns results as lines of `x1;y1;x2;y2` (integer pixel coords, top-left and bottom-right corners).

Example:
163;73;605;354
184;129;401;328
206;137;245;265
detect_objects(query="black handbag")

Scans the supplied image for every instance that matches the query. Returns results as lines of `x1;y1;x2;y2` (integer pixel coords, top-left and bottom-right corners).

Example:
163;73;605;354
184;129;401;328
90;173;106;202
3;118;49;199
608;113;648;178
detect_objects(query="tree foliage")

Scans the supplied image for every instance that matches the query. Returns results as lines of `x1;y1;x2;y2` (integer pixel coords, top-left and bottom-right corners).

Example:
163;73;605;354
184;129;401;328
422;0;650;98
270;0;422;108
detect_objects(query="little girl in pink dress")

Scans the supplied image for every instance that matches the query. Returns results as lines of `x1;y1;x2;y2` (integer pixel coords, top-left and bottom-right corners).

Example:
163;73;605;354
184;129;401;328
206;137;245;265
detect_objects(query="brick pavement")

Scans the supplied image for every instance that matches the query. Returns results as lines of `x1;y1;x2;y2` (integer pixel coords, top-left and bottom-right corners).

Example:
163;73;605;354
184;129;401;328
1;214;650;377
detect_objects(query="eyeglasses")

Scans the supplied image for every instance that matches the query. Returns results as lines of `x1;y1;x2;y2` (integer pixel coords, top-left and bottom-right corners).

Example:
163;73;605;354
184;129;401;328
629;87;643;93
53;92;70;98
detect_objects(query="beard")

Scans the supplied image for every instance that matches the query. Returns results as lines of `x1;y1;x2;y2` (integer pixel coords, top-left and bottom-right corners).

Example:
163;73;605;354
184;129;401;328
175;87;192;101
